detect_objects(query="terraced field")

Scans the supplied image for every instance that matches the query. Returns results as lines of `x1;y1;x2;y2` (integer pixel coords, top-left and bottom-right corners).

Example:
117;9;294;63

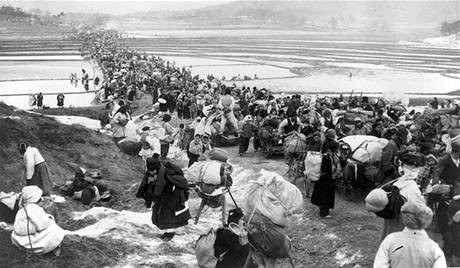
0;23;98;109
125;28;460;96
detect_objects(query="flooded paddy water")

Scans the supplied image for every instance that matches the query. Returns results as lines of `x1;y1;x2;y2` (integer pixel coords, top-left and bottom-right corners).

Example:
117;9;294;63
127;28;460;99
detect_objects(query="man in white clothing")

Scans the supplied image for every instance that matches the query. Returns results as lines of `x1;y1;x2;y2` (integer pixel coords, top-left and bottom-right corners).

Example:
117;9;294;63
374;201;446;268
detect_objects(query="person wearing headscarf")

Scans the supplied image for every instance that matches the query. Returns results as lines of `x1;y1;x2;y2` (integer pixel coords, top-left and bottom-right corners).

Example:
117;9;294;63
11;186;65;256
374;201;446;268
144;155;191;241
311;137;340;218
110;104;131;143
18;143;53;195
352;117;370;135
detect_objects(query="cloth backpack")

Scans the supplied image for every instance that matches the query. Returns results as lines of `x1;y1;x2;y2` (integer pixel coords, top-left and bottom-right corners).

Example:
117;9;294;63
375;183;407;219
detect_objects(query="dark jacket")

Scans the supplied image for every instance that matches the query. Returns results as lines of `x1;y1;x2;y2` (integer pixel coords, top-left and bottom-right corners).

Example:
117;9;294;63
214;228;257;268
380;139;399;179
436;155;460;187
147;164;191;229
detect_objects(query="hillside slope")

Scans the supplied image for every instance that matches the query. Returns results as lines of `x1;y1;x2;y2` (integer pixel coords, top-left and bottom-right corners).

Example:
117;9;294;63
0;102;144;209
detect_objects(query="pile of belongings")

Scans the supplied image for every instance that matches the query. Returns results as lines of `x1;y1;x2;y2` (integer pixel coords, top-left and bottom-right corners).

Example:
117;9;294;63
0;191;59;224
60;168;111;205
244;170;303;227
284;133;307;155
340;135;389;189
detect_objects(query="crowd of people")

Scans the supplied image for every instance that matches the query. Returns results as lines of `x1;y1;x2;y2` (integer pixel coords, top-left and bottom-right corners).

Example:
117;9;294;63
4;27;460;267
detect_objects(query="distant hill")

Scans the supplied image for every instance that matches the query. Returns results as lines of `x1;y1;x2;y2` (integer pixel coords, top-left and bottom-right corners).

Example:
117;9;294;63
163;0;460;31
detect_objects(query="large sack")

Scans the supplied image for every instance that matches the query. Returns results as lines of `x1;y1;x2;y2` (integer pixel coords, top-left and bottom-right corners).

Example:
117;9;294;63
201;161;224;185
208;148;229;162
185;160;226;185
124;120;138;140
284;133;307;154
247;214;291;259
304;151;322;181
118;139;142;155
339;135;388;164
244;170;303;226
195;228;218;268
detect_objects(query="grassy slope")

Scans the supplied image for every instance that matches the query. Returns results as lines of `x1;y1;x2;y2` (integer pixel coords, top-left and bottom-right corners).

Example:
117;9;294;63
0;102;147;267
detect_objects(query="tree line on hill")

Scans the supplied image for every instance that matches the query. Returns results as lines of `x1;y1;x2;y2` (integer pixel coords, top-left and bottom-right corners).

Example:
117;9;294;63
441;19;460;36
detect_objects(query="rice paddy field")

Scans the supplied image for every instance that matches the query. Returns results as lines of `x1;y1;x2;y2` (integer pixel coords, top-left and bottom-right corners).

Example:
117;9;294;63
0;23;98;109
0;21;459;267
124;24;460;98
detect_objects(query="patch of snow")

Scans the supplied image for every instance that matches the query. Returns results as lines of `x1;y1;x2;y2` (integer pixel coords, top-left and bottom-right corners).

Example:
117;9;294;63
0;55;83;61
335;248;362;267
324;62;393;70
422;34;460;49
325;233;339;240
52;116;101;130
50;195;66;203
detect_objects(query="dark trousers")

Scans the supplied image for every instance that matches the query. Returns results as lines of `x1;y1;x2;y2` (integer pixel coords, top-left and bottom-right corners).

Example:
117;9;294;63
319;206;330;217
161;143;170;158
239;137;250;154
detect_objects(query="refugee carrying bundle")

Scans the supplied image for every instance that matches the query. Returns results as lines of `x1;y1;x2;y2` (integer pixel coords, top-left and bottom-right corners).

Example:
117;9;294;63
284;133;307;154
247;214;291;259
185;160;232;185
195;228;218;268
244;170;303;226
304;151;322;181
366;181;407;219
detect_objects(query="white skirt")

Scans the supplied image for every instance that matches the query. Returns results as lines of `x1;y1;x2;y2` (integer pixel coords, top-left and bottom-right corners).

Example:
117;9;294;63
11;223;65;255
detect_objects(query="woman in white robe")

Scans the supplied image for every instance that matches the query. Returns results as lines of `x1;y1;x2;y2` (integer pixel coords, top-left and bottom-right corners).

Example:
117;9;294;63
11;186;66;255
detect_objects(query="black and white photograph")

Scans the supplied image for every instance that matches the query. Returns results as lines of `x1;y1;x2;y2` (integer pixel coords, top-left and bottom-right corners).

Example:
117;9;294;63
0;0;459;267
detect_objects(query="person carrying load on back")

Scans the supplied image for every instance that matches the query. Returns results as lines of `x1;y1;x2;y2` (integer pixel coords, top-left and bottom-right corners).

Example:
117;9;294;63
217;87;239;134
18;143;53;196
137;155;191;241
311;135;341;218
